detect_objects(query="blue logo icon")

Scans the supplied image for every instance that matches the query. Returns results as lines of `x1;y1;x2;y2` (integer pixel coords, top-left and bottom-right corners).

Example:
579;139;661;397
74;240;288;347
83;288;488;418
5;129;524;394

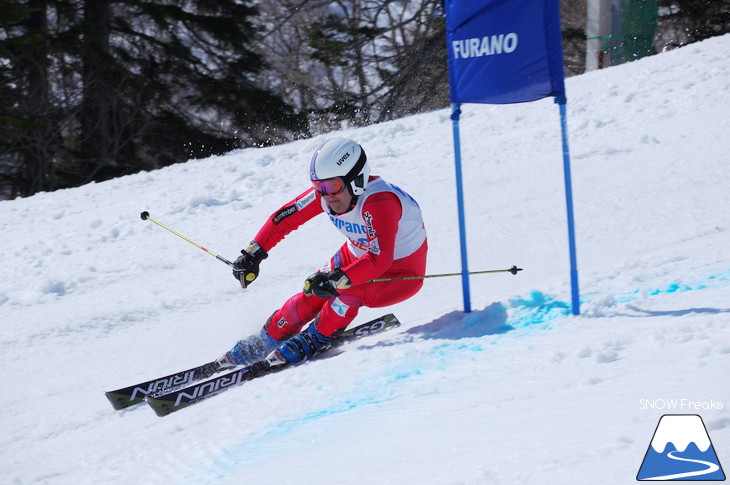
330;298;349;317
637;414;725;481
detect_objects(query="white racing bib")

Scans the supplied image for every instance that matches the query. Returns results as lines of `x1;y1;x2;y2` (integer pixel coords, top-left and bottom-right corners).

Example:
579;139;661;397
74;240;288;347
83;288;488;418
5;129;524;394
323;177;426;260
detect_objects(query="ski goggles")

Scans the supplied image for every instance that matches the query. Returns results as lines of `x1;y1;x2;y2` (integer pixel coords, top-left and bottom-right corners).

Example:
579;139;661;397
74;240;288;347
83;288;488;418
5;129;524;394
312;177;346;196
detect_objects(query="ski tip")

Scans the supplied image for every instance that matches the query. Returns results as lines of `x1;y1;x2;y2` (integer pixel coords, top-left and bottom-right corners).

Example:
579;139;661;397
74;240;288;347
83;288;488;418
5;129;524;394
140;211;150;220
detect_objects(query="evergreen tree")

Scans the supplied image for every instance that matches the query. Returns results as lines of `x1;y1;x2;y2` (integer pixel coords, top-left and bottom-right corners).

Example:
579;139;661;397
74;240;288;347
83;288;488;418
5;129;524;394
1;0;305;198
0;0;63;197
69;0;306;185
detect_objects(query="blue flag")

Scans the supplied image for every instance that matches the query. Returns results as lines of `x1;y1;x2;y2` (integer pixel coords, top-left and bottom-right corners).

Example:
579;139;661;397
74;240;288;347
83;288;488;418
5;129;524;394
444;0;580;315
445;0;566;104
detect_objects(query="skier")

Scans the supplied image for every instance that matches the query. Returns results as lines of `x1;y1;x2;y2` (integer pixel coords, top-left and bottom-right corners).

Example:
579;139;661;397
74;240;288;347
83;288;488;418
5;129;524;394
218;137;428;367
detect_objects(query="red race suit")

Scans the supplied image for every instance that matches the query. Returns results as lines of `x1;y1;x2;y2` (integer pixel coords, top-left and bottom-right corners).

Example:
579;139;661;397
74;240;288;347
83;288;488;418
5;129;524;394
253;176;428;338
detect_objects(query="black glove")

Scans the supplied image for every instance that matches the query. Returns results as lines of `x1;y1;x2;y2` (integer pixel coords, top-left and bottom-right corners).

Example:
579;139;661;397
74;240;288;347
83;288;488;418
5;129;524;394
232;241;268;288
303;269;351;299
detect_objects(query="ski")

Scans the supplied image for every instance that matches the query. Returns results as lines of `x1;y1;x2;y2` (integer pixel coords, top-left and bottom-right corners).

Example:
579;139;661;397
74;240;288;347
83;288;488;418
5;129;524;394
105;360;223;410
145;313;400;417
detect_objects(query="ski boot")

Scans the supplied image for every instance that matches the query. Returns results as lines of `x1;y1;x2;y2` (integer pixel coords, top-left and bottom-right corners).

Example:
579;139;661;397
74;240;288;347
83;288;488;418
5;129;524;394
216;328;280;368
276;324;332;364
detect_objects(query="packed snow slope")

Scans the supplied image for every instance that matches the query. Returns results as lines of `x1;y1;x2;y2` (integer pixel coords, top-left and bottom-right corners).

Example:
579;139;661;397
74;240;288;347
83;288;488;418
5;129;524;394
1;35;729;485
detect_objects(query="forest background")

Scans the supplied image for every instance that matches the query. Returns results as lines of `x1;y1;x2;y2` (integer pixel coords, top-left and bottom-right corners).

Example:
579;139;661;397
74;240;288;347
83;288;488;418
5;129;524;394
1;0;727;199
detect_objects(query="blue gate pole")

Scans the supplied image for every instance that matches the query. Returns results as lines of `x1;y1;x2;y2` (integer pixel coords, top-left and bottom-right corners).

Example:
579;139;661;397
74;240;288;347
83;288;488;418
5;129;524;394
556;97;580;315
450;103;472;313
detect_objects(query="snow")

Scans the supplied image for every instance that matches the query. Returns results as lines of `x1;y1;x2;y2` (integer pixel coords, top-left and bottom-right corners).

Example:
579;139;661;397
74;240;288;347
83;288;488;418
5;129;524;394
1;34;729;484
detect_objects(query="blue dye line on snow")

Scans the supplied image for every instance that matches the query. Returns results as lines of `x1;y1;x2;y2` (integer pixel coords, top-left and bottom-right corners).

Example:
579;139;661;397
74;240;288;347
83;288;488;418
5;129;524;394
188;343;483;481
187;268;730;481
506;290;571;328
511;269;730;315
613;268;730;303
185;389;406;482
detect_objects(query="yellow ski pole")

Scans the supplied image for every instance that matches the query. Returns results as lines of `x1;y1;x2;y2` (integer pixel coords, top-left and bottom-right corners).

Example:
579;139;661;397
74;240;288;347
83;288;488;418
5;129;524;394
140;211;234;267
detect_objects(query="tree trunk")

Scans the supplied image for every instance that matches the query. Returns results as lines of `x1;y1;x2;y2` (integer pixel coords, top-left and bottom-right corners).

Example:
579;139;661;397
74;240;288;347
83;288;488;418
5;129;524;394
80;0;112;175
20;0;52;196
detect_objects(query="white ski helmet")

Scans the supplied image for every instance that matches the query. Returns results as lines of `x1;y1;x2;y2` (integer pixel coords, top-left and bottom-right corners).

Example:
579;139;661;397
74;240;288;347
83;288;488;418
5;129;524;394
309;138;370;196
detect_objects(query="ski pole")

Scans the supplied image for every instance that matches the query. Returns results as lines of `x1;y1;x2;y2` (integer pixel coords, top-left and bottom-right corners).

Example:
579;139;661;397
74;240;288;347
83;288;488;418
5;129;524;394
366;265;523;283
140;211;234;267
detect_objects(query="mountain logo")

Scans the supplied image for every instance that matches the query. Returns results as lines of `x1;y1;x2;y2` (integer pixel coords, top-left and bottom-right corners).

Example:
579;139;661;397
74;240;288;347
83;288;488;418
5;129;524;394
637;414;726;481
